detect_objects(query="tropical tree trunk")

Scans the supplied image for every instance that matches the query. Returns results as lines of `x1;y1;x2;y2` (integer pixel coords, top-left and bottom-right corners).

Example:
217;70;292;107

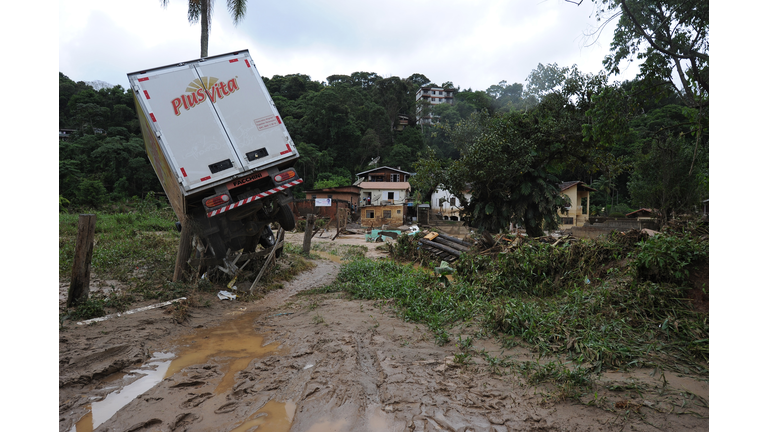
200;0;209;57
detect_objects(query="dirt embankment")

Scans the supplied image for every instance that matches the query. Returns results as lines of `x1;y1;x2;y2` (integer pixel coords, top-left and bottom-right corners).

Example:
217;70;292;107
59;233;708;431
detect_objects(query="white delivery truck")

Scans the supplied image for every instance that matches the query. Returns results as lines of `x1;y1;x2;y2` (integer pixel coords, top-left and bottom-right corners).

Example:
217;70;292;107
127;50;302;259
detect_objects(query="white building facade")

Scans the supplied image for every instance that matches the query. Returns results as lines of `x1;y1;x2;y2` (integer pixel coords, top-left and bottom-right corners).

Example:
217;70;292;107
416;86;455;125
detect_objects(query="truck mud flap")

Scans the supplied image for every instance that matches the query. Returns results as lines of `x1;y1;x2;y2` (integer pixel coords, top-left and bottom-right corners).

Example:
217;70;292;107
206;179;303;218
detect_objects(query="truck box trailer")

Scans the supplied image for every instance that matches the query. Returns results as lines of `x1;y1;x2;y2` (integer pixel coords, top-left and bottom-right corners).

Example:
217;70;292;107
127;50;302;259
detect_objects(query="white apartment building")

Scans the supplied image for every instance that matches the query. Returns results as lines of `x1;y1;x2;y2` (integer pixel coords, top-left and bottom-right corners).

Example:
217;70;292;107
416;86;455;124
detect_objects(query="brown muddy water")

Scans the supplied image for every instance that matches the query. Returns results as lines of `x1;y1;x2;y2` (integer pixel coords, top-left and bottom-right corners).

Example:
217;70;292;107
72;310;292;431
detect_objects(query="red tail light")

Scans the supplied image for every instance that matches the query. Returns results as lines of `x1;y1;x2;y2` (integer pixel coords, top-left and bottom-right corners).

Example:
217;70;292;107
205;194;231;208
274;170;296;183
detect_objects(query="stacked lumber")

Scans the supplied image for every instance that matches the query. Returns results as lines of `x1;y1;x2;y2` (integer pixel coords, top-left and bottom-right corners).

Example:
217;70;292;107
418;232;472;263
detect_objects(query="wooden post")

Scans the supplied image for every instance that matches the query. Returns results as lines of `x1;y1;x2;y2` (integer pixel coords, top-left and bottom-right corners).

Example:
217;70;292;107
67;214;97;307
173;216;194;283
303;214;316;254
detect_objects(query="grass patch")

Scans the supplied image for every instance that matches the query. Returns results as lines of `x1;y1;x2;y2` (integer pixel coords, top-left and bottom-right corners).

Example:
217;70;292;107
310;242;368;260
336;259;486;345
60;196;315;318
59;197;178;284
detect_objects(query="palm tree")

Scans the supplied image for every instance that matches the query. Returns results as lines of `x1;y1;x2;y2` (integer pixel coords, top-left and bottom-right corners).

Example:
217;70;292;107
160;0;248;58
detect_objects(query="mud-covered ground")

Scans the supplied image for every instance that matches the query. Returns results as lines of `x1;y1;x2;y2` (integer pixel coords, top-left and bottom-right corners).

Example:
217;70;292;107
59;233;708;431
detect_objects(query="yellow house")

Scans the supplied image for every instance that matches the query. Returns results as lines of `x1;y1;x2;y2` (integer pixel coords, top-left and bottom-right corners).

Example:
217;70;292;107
558;181;596;228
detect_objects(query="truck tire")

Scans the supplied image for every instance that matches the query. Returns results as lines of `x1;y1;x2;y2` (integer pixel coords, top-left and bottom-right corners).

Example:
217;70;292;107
259;226;282;258
277;203;296;231
259;226;275;248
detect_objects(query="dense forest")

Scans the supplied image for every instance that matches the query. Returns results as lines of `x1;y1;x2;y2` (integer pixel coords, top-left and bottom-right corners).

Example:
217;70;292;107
59;1;708;230
59;65;707;220
57;70;539;203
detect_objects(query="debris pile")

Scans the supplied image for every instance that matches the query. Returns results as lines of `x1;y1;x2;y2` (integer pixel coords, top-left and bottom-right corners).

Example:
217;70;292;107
417;232;472;263
475;231;578;255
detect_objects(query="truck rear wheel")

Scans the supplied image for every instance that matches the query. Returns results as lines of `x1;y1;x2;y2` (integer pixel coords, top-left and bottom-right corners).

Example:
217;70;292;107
259;226;283;259
277;203;296;231
258;226;275;248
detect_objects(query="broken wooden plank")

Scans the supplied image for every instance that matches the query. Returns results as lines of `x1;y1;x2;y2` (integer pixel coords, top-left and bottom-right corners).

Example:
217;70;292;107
424;231;439;241
250;228;285;294
76;297;186;325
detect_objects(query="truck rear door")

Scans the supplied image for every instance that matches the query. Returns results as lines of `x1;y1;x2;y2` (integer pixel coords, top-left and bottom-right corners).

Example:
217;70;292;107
129;50;298;193
193;51;298;172
130;64;244;192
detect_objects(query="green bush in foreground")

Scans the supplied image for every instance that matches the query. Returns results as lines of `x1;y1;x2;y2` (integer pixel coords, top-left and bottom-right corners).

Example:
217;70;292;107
485;279;708;373
336;259;486;343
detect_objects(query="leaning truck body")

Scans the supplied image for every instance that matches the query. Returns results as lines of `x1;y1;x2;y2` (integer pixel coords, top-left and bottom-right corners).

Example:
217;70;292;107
127;50;302;258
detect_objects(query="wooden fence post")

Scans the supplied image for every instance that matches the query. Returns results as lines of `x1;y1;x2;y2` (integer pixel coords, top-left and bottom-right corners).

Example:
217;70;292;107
67;214;97;307
303;214;316;254
173;216;194;283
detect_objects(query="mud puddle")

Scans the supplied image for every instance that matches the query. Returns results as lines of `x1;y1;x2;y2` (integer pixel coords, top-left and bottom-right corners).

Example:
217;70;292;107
229;400;296;432
72;310;287;431
166;309;284;394
72;352;174;432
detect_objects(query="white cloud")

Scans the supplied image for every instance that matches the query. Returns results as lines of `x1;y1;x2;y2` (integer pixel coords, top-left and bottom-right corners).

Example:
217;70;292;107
59;0;638;91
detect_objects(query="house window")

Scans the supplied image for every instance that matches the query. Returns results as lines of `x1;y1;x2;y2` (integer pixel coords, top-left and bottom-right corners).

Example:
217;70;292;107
390;174;399;182
439;91;443;95
383;210;392;218
388;192;395;200
397;210;401;214
431;98;436;102
327;195;332;199
366;210;374;219
450;197;456;206
311;195;317;199
560;217;574;225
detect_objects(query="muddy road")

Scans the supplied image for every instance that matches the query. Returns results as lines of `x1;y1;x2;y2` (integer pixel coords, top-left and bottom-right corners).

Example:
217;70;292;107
59;233;708;431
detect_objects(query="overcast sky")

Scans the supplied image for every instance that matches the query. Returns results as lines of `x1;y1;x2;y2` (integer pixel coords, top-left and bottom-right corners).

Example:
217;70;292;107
59;0;641;91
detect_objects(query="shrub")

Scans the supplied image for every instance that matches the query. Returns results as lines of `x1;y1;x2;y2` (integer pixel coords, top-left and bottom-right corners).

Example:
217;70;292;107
633;232;708;284
76;178;108;207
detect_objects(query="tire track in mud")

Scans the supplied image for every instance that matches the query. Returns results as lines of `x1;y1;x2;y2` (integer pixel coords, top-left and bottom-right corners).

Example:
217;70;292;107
61;257;708;432
78;260;343;432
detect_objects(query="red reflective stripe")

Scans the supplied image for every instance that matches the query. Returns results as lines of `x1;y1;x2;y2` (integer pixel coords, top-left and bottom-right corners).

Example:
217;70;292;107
138;77;149;82
229;59;239;63
245;59;251;67
280;144;292;155
143;90;150;99
276;116;282;124
206;179;303;217
180;168;187;177
201;176;211;182
150;113;157;122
